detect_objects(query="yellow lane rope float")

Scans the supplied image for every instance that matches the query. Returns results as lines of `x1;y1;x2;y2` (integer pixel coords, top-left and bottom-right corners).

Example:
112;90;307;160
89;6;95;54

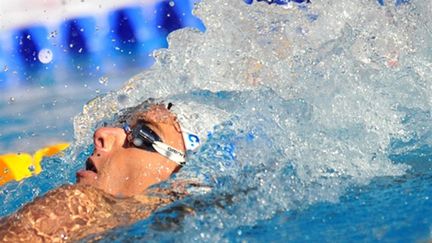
0;143;69;186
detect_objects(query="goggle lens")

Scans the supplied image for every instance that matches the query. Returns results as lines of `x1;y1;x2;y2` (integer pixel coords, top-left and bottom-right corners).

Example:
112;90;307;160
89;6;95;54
123;121;186;166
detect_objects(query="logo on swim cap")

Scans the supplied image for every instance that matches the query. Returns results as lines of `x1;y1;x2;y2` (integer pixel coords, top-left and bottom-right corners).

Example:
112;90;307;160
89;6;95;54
182;131;200;151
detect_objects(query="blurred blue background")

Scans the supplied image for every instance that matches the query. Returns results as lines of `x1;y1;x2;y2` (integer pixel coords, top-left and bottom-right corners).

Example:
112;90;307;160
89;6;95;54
0;0;204;153
0;0;204;90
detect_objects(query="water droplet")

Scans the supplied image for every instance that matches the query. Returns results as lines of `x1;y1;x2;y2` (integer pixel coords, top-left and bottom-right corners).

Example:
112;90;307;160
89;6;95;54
26;34;31;40
99;76;109;85
169;1;175;7
49;31;58;38
117;94;128;104
3;65;8;72
8;97;15;104
38;48;53;64
95;89;100;94
60;233;68;240
3;168;9;174
78;48;83;53
28;165;35;173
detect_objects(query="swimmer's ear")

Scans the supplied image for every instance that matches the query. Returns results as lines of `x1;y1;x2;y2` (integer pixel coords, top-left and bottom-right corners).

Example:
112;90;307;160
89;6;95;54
172;116;185;151
173;119;182;134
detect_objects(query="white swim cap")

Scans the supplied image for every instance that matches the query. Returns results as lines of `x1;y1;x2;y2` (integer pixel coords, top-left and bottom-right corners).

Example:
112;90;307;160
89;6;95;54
169;100;230;152
116;98;230;155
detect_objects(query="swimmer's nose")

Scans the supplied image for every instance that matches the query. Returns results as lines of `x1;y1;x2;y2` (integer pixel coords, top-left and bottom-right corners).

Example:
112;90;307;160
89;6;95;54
93;127;125;151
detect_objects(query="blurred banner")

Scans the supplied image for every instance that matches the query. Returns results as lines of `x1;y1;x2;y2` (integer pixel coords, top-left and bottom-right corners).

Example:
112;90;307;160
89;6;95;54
0;0;204;90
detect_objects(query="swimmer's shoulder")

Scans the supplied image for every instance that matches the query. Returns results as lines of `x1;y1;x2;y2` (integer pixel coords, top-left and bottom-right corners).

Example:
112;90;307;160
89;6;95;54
0;184;119;242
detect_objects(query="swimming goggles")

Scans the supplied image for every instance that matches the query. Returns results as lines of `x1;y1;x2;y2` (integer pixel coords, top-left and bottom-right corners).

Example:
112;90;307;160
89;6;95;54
123;122;186;166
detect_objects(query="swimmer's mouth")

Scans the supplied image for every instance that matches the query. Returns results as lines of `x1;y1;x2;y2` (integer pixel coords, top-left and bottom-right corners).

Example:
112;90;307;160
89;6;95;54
86;159;98;173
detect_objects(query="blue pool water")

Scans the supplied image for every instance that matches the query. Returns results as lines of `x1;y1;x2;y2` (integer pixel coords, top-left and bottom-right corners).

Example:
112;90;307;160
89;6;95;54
2;0;432;242
0;0;204;153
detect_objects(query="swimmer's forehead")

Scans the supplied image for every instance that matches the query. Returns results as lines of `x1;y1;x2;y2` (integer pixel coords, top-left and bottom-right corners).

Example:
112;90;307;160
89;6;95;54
129;104;176;126
107;102;177;131
127;105;179;141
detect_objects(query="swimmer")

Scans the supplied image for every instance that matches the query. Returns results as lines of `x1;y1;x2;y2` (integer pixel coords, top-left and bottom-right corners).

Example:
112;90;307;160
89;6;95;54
0;100;220;242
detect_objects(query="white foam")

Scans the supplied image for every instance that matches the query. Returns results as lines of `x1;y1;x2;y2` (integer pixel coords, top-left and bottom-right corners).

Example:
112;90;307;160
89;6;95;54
69;0;432;237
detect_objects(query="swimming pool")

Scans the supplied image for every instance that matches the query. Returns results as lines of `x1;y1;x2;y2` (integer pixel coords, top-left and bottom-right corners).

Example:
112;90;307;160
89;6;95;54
1;0;432;241
0;0;204;153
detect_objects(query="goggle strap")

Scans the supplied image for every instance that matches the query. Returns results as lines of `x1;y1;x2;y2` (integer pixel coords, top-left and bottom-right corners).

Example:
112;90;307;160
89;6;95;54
152;141;186;166
123;123;132;133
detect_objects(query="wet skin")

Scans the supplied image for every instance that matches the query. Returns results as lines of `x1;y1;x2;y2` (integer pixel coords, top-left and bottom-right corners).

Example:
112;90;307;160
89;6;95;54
0;104;190;242
0;184;190;242
76;104;185;197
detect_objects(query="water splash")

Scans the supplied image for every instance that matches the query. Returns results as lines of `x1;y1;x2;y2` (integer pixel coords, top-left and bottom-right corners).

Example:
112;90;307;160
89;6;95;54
3;0;432;240
66;0;432;237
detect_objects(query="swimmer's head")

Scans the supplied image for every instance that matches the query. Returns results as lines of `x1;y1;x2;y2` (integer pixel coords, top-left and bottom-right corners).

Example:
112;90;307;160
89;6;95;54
76;99;229;197
76;103;186;197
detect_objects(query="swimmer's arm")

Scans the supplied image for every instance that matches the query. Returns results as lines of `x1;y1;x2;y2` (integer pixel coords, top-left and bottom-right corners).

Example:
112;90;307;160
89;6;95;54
0;184;118;242
0;184;184;242
0;182;201;242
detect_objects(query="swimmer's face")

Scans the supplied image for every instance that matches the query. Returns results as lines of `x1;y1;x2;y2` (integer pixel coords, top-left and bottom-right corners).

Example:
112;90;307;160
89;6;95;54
76;105;185;197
